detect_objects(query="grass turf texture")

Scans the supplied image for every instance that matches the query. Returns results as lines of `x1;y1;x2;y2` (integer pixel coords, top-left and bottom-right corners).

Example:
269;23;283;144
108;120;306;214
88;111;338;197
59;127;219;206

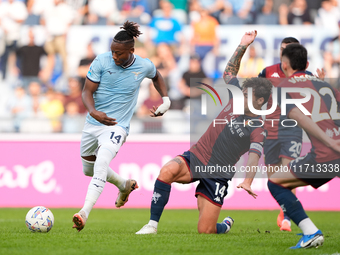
0;209;339;255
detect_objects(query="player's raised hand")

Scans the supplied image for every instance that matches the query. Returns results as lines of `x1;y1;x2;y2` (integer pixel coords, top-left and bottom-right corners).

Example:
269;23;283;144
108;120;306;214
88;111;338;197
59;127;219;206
150;96;171;117
237;182;258;199
90;110;117;126
240;30;257;47
316;68;326;81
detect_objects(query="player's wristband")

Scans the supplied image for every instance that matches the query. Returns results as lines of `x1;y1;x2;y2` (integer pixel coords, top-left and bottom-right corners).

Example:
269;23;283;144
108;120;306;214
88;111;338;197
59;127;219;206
154;96;171;115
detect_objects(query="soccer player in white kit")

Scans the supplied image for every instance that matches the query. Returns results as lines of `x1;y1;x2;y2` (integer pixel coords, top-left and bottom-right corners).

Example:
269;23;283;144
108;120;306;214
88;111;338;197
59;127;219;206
72;21;171;232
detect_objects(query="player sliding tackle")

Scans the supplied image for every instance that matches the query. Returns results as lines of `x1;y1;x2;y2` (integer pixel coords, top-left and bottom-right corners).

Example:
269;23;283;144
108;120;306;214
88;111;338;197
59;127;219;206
72;21;170;232
268;43;340;249
136;31;272;235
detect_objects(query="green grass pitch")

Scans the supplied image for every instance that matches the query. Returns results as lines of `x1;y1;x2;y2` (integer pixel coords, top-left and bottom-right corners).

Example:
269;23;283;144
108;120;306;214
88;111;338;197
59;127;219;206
0;208;339;255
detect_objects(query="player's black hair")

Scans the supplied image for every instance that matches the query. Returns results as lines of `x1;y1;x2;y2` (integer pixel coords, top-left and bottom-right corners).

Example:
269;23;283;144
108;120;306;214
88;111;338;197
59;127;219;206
242;77;272;105
282;44;307;71
281;37;299;44
113;21;142;46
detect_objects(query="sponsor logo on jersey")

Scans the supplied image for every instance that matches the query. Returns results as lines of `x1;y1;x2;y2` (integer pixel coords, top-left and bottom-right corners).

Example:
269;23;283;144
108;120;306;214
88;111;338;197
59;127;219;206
271;72;280;78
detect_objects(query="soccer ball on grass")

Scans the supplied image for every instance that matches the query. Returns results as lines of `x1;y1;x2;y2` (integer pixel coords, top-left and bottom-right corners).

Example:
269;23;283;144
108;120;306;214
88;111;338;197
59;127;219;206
25;206;54;233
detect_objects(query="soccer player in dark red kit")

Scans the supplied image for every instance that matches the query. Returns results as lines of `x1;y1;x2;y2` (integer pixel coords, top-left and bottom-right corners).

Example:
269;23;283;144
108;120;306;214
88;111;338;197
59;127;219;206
258;37;325;231
136;31;273;235
268;43;340;249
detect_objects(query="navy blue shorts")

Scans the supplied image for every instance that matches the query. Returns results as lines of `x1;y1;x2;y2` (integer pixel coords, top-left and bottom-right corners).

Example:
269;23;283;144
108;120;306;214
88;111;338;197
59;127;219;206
178;151;230;207
289;153;340;188
264;137;302;165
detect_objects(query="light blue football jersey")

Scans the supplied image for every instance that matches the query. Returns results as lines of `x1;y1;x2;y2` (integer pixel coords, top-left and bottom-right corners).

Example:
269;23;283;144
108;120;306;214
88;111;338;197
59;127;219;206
86;52;156;134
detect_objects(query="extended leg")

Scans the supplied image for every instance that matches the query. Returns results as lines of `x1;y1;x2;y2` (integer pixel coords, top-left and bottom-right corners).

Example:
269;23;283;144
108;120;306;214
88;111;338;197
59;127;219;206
136;156;191;234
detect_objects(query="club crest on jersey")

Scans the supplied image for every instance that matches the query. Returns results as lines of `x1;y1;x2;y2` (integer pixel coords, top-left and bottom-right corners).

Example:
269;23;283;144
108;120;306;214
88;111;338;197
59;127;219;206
132;71;141;80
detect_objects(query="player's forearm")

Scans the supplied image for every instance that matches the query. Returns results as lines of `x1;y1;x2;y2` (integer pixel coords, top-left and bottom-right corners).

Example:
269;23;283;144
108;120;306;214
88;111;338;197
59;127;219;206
243;153;260;183
152;70;168;97
289;108;333;148
223;44;248;84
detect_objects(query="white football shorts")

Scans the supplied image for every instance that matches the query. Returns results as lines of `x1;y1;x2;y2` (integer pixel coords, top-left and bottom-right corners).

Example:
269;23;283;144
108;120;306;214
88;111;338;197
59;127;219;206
80;122;127;157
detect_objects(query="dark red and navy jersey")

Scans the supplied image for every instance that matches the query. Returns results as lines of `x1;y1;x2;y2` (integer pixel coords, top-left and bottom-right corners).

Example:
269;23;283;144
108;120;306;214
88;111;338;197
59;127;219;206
259;64;311;139
278;72;340;163
190;78;266;170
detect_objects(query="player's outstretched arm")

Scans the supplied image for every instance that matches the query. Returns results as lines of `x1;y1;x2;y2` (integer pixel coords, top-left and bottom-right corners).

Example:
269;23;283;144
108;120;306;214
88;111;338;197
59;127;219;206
236;152;259;199
150;70;171;117
288;107;340;153
82;78;117;126
223;30;257;84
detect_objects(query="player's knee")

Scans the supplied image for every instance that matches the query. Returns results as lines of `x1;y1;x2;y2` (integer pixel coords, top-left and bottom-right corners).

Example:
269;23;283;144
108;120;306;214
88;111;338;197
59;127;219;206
81;157;95;177
94;143;117;174
197;224;216;234
158;164;179;183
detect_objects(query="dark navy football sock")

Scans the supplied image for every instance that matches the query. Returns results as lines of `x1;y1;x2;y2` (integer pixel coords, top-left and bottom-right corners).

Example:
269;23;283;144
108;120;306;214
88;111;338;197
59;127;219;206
216;223;228;234
268;181;308;226
150;179;171;222
283;213;291;222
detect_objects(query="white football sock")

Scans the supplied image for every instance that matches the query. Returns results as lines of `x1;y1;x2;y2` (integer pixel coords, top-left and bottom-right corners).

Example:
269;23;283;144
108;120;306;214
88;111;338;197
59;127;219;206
107;168;126;191
298;218;318;235
148;220;158;229
81;157;125;190
81;146;116;217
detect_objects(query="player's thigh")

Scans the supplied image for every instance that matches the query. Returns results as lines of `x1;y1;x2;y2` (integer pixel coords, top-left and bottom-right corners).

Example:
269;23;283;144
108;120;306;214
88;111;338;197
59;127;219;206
97;125;127;154
80;123;99;158
158;156;192;184
197;195;221;234
270;170;307;189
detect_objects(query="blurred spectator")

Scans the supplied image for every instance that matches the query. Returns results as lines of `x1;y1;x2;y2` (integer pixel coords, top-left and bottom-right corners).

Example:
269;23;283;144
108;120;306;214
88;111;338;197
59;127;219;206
315;0;340;31
77;41;95;89
0;0;28;80
191;8;219;61
118;0;152;25
150;43;177;91
63;77;87;114
25;0;54;25
41;0;74;78
194;0;224;21
220;0;254;24
40;88;64;132
153;0;187;24
255;0;279;24
8;86;32;132
65;0;88;25
281;0;312;25
62;101;85;133
178;54;207;99
238;45;265;78
27;81;47;116
87;0;119;25
148;0;184;48
169;0;187;11
272;0;291;14
305;0;323;22
16;28;47;88
177;54;207;110
323;51;339;80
